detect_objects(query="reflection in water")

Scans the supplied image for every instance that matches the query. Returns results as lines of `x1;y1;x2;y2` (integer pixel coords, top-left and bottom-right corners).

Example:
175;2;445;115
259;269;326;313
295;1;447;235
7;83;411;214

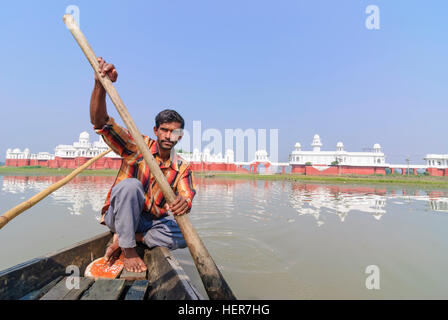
193;177;448;226
289;184;388;226
288;184;448;225
3;175;448;223
2;175;115;219
1;175;448;299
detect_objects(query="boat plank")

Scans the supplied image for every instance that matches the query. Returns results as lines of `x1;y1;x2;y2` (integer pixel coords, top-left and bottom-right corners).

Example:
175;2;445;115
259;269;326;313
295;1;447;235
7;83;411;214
124;280;149;300
120;269;147;281
20;276;64;300
0;231;112;300
40;277;93;300
80;279;126;300
0;232;209;300
145;247;202;300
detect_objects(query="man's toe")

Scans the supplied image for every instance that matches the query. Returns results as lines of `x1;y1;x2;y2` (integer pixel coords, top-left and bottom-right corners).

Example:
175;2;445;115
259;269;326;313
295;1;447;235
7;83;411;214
139;262;147;272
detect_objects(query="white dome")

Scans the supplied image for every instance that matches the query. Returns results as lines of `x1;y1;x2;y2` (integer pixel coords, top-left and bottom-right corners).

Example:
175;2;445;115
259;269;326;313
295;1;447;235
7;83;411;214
13;148;20;153
203;148;210;154
225;149;234;154
311;134;322;149
255;150;268;156
294;142;301;148
193;148;200;153
79;131;90;140
24;148;30;153
6;148;11;153
373;143;381;149
336;142;344;148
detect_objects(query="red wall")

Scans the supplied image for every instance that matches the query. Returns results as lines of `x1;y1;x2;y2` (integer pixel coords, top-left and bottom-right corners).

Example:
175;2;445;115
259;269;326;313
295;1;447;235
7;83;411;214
3;157;444;177
291;165;306;174
4;156;122;170
190;162;249;173
427;168;448;177
291;165;386;176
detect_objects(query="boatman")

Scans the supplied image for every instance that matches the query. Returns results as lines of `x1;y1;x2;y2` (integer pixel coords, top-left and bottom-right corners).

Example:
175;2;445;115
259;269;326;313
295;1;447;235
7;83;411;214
90;57;196;273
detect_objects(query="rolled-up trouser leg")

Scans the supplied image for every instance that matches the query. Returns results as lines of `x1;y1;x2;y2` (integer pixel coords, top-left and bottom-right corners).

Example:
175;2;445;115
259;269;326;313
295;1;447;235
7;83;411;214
104;178;145;248
141;215;187;250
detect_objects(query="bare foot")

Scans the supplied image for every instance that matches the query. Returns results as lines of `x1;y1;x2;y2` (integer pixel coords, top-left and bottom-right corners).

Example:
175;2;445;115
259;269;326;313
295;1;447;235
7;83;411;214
104;233;121;265
123;247;147;273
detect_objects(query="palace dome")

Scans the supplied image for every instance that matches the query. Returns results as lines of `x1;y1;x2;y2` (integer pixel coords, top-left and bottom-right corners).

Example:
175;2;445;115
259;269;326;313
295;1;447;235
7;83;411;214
312;134;322;146
255;150;268;156
79;131;90;140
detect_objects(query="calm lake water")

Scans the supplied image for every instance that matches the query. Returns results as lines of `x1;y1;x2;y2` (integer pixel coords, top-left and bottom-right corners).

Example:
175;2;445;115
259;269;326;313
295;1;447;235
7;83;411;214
1;174;448;299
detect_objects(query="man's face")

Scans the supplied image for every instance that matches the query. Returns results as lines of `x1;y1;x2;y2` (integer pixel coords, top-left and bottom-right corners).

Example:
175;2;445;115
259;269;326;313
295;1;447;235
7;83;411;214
153;122;183;151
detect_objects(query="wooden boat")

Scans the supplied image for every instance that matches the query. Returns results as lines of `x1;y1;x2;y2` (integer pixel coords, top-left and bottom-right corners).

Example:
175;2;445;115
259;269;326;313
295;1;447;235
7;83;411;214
0;231;204;300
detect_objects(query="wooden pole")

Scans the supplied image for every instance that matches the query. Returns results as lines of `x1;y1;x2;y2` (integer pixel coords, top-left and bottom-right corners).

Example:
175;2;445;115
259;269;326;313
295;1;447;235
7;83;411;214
0;149;111;230
63;14;236;300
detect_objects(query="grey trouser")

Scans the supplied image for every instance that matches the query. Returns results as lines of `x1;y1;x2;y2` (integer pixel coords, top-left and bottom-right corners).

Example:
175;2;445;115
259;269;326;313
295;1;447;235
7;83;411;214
104;178;187;250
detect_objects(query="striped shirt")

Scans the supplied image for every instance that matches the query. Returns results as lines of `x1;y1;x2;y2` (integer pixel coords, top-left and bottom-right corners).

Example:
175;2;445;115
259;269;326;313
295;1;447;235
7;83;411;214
95;117;196;224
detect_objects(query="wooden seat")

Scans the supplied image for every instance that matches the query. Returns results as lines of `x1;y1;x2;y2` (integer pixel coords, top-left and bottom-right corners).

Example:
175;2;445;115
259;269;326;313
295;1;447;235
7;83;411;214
40;277;94;300
80;279;126;300
13;243;202;300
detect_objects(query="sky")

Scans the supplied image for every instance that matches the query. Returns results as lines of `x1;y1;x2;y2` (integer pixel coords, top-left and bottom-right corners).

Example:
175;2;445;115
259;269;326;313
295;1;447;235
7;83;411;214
0;0;447;164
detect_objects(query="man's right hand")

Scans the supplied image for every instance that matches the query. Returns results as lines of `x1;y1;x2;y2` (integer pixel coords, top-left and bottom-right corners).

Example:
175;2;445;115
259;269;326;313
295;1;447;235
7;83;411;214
95;57;118;82
90;57;115;128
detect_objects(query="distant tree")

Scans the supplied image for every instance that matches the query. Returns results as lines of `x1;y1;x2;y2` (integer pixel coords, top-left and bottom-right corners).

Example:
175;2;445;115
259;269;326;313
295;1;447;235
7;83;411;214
305;162;312;166
176;149;192;155
331;160;339;166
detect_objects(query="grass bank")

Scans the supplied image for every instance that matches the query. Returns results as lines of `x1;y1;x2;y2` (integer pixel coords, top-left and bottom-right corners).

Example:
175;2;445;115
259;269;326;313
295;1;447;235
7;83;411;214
195;172;448;188
2;166;448;188
0;166;118;176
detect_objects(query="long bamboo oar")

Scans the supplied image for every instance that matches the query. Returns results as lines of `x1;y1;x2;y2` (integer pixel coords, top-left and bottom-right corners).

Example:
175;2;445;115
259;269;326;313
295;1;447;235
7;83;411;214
63;14;235;300
0;149;111;230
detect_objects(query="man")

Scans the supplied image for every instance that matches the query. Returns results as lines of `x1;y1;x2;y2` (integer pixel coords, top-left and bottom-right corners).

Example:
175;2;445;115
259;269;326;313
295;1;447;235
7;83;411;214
90;57;196;273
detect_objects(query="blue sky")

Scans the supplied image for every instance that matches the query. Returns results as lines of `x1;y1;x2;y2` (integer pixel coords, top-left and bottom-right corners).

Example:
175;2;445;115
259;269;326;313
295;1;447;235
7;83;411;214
0;0;447;163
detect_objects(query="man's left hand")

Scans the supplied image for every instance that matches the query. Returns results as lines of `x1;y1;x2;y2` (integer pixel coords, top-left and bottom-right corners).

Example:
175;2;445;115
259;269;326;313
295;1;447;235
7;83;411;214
164;195;189;216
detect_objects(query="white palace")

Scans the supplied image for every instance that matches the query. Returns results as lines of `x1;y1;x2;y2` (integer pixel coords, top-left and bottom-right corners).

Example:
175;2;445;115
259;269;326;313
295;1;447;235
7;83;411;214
289;134;387;175
4;131;448;176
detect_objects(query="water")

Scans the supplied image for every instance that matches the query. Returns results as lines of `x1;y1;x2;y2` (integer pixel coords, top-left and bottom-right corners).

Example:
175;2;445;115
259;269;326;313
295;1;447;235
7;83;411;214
1;174;448;299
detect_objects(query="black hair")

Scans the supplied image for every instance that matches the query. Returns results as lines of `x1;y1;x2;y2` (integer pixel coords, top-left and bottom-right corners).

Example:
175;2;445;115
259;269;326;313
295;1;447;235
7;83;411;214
155;109;185;129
